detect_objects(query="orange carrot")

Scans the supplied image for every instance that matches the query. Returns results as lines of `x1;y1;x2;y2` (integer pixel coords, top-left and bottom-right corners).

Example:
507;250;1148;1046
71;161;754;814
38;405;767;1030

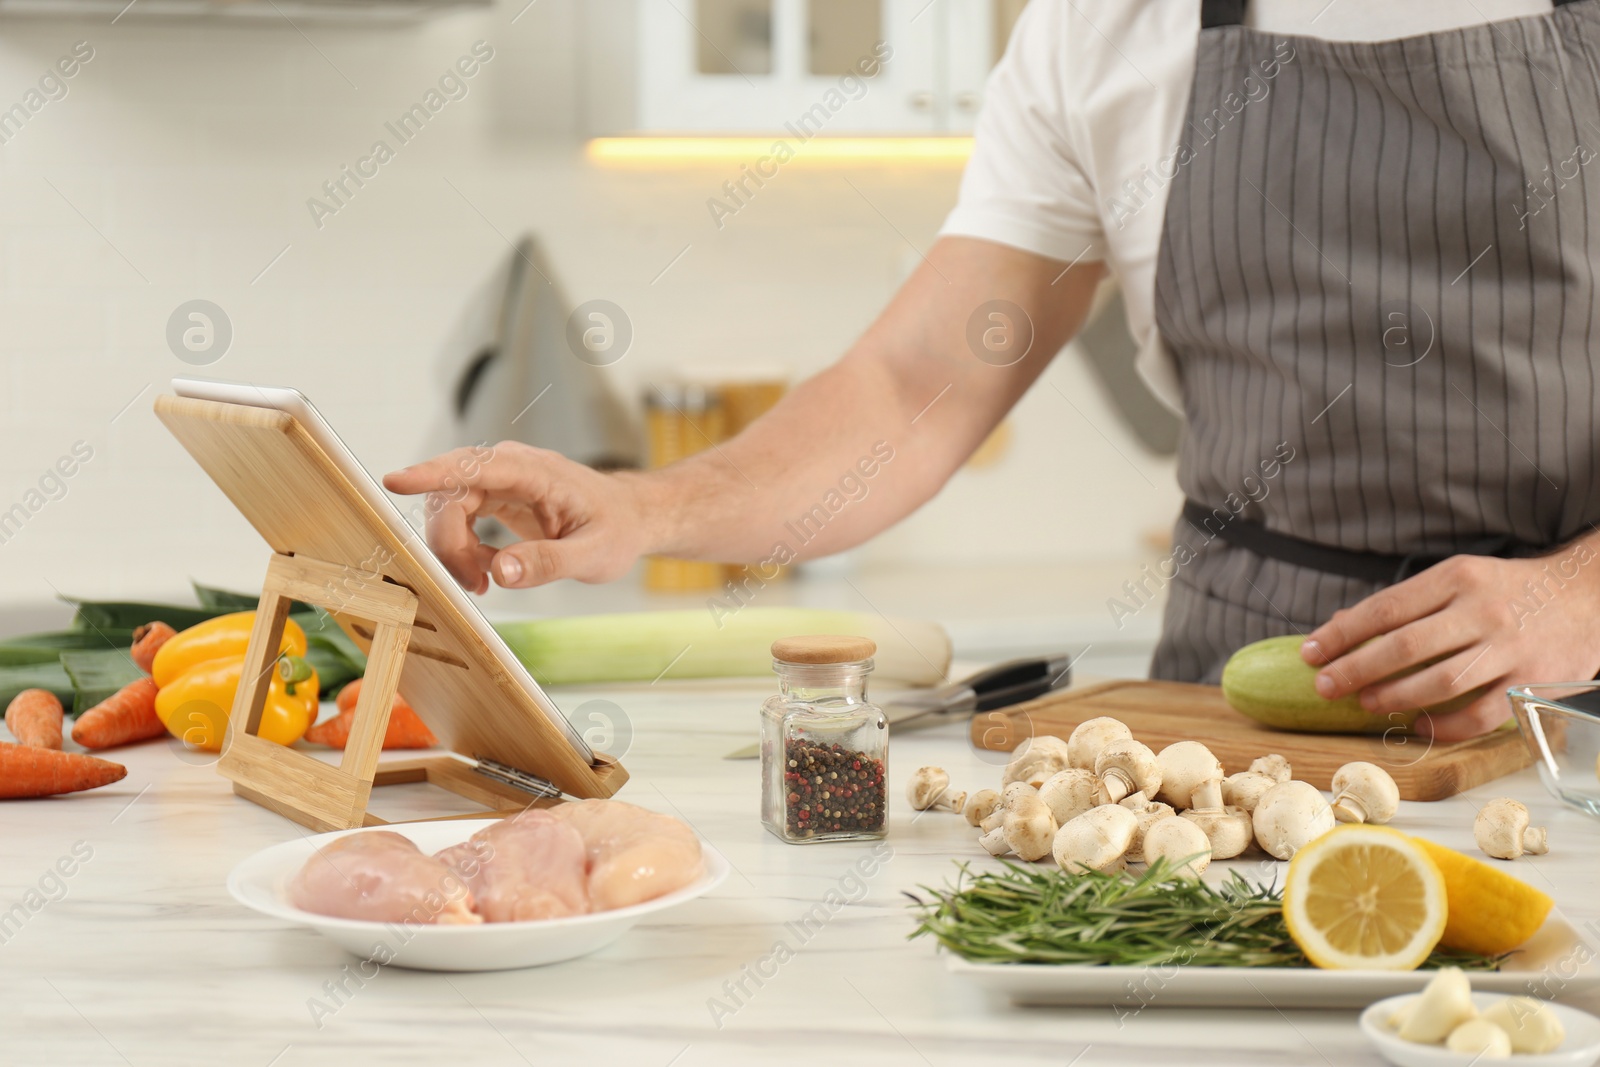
0;742;126;797
71;678;164;751
5;689;63;749
335;678;368;716
130;621;177;674
309;678;437;749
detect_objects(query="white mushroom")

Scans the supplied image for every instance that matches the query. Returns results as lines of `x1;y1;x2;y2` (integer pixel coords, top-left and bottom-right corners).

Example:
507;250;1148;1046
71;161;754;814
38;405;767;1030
1251;780;1336;860
1051;804;1137;874
1221;770;1278;813
1179;777;1254;860
1475;797;1549;860
1001;735;1072;788
1249;754;1292;783
978;825;1009;856
1094;738;1162;804
1399;967;1477;1044
1329;761;1399;824
1445;1018;1511;1057
963;788;1001;827
1066;716;1132;771
1154;741;1224;809
1002;794;1058;862
905;766;963;812
1141;816;1212;877
1000;780;1038;810
1482;996;1566;1054
979;783;1036;837
1037;768;1110;825
1120;792;1176;863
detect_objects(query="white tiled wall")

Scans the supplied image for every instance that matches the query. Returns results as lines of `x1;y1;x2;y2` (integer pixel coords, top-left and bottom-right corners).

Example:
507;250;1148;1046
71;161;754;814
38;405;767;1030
0;1;1179;609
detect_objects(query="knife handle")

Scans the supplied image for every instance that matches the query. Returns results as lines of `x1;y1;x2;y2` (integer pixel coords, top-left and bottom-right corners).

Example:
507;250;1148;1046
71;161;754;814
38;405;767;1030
963;656;1063;696
974;675;1061;712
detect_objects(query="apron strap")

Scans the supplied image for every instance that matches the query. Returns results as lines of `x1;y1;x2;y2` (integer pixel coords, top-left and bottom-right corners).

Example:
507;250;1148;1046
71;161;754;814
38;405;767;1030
1206;0;1584;31
1201;0;1246;28
1181;500;1552;584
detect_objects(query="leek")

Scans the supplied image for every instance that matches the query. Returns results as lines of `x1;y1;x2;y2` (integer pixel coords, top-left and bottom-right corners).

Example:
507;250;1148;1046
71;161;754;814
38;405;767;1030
494;607;951;687
59;649;145;714
0;660;74;708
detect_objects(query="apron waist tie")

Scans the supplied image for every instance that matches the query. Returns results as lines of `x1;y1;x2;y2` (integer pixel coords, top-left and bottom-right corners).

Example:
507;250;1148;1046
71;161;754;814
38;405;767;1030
1180;499;1552;585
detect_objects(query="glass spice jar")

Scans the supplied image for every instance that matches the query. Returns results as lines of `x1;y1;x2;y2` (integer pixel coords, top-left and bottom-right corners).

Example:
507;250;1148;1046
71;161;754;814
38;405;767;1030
760;635;888;844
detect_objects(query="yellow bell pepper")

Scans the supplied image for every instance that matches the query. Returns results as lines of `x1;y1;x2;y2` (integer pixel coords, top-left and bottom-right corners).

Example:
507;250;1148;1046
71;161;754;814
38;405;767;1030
155;654;319;752
151;611;307;688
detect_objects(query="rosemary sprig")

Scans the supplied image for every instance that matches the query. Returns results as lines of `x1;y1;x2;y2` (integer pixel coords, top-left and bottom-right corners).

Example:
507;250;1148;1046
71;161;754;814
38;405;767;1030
907;859;1504;970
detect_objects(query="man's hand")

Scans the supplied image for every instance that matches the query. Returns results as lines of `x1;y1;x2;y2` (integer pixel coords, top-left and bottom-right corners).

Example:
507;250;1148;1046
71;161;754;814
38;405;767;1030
1301;541;1600;741
383;442;651;592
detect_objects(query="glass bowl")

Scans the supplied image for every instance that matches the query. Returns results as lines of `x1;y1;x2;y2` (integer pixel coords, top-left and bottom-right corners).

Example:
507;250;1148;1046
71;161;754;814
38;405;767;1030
1508;683;1600;819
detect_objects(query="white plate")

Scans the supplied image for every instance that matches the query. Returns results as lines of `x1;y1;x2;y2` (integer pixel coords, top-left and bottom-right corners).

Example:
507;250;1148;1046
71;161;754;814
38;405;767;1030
1361;992;1600;1067
228;819;729;972
946;910;1599;1009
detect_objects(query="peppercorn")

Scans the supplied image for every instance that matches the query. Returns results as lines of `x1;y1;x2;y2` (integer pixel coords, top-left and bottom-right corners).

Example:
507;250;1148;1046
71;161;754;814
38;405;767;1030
781;737;886;838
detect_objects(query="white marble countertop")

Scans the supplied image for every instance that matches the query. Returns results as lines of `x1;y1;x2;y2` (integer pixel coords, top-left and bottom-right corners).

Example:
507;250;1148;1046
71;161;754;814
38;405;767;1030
2;674;1595;1067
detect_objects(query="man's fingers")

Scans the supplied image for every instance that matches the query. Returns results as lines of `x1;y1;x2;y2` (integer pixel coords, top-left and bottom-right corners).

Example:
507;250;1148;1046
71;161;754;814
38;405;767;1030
383;447;493;494
467;543;497;594
1416;686;1514;742
1312;615;1473;700
424;486;492;590
384;443;552;499
1358;643;1497;714
1303;565;1458;664
491;539;576;589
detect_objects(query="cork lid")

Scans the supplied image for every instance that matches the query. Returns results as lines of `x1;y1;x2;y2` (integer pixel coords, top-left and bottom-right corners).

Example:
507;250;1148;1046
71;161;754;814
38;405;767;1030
770;634;877;665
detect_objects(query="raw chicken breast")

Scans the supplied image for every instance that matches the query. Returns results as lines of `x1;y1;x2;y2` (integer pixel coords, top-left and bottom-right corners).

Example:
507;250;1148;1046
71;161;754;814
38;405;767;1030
549;799;705;911
288;830;481;924
435;810;589;922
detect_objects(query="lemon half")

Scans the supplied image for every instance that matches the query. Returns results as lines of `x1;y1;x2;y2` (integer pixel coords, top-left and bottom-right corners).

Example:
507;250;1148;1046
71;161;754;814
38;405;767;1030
1412;836;1553;956
1283;825;1447;970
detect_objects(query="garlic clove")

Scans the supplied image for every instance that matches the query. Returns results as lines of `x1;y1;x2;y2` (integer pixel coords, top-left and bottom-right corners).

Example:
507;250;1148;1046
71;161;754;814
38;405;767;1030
1386;995;1418;1032
1444;1018;1511;1058
1398;967;1476;1045
1481;995;1565;1054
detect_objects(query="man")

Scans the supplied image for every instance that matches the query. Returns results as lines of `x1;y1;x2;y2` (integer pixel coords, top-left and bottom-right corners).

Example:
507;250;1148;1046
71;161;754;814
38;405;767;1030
387;0;1600;742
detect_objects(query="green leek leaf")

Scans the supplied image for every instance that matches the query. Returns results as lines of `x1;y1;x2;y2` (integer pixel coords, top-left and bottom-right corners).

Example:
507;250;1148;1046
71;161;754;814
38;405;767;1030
0;660;75;708
59;648;145;714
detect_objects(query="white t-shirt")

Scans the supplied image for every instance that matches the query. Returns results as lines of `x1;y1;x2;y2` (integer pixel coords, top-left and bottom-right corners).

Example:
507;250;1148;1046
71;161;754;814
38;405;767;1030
939;0;1554;408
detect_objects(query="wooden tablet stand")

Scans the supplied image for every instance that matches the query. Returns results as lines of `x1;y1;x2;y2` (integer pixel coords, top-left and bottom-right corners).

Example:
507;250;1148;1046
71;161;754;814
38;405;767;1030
154;392;627;835
221;553;548;832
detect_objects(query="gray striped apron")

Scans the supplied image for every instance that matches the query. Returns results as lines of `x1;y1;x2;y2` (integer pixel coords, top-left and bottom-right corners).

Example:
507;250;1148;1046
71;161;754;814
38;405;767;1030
1150;0;1600;682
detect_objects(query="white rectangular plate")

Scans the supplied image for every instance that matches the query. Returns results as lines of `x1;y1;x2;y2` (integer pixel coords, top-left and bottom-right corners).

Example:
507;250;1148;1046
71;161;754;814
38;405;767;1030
946;911;1599;1009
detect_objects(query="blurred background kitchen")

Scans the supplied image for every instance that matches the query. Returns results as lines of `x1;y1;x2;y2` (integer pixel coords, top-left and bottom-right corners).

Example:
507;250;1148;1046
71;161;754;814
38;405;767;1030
0;0;1180;675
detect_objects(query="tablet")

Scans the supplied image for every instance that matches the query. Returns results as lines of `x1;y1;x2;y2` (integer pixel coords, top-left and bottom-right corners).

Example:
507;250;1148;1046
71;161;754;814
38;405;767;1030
166;376;598;769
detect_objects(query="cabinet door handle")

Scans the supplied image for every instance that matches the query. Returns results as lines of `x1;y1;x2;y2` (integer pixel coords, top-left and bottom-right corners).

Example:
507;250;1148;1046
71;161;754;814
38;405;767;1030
954;91;980;112
908;90;934;110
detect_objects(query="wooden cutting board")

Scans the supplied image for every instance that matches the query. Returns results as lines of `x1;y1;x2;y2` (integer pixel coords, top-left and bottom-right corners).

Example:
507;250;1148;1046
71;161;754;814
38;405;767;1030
969;679;1531;801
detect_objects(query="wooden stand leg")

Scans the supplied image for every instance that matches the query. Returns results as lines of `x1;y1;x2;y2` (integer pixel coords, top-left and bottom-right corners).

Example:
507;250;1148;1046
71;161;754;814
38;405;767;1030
228;586;293;745
218;553;419;832
217;552;571;832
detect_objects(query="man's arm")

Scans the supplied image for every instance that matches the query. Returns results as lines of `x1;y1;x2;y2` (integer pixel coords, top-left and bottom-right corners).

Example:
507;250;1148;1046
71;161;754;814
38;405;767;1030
384;236;1104;591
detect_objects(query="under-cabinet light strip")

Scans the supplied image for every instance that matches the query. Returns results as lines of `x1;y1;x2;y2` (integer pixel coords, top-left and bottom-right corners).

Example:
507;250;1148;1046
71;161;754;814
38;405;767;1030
586;136;975;166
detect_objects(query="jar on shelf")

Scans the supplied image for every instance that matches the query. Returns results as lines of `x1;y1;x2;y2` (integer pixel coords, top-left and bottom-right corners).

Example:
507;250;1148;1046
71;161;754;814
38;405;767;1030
760;635;888;844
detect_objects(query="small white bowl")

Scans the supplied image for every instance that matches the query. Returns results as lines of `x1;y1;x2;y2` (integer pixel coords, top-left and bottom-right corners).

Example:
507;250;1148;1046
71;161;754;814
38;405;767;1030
228;819;729;971
1361;992;1600;1067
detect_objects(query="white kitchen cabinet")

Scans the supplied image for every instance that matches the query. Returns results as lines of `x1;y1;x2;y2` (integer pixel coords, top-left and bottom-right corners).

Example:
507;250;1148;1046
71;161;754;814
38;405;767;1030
635;0;1029;133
